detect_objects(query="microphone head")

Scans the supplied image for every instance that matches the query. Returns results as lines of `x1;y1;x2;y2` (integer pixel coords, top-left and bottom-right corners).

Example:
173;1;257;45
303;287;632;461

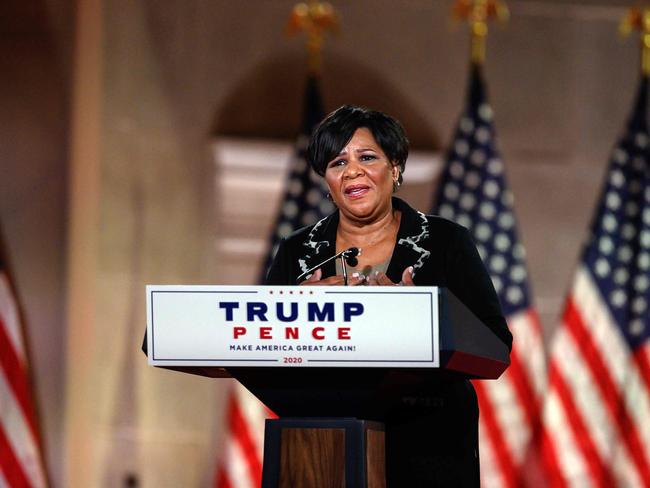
346;247;360;257
343;247;359;267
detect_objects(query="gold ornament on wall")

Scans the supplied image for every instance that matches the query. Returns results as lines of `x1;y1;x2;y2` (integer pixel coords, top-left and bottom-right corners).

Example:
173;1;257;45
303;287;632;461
620;6;650;75
452;0;509;64
287;1;339;74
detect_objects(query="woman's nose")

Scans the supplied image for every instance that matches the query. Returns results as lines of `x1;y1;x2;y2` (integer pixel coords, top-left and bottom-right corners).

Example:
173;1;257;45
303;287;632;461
344;158;364;178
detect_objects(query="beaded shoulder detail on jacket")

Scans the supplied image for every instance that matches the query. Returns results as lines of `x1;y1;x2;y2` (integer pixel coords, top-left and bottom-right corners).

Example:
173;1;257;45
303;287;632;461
298;217;331;274
397;210;431;274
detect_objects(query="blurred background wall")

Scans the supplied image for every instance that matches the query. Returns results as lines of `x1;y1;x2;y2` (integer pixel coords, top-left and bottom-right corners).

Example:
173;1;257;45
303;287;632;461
0;0;641;486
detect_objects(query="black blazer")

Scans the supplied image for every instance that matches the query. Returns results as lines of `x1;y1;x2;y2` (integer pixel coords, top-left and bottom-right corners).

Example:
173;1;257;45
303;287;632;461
266;197;511;349
265;197;511;486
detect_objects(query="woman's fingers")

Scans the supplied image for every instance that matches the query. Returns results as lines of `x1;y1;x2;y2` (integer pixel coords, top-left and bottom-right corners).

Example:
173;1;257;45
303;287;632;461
366;267;415;286
400;266;415;286
299;268;322;285
349;273;366;286
367;271;395;286
299;269;366;286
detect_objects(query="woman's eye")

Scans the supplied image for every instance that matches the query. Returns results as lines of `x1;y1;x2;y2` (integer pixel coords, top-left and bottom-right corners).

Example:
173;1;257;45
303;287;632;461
329;159;346;168
360;154;377;162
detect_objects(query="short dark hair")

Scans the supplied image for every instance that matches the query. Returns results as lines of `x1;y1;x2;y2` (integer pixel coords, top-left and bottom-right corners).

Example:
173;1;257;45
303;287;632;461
307;105;409;184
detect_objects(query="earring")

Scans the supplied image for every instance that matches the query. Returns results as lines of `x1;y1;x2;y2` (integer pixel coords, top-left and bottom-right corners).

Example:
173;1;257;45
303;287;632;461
393;174;401;192
326;192;333;201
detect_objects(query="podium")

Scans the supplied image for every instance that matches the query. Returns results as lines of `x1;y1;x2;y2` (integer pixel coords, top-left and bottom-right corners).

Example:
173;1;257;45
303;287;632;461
145;286;509;487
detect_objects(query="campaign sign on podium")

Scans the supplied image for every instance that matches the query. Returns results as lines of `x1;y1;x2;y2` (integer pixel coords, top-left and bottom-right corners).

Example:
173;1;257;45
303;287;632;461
146;285;439;368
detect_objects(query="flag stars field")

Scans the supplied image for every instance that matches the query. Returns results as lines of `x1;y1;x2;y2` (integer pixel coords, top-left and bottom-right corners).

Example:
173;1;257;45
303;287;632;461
288;179;302;196
450;160;464;178
283;201;298;219
619;245;633;263
460;116;474;134
484;180;499;198
478;103;493;121
455;139;470;156
466;171;481;188
436;94;531;314
319;199;334;215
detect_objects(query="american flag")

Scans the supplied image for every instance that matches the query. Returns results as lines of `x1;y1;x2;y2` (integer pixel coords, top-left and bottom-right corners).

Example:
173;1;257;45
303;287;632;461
214;384;274;488
215;75;332;488
431;64;547;487
0;230;48;487
540;76;650;486
258;75;333;283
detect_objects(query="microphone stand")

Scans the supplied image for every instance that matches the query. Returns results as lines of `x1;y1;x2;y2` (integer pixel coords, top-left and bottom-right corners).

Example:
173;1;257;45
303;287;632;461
296;247;359;285
340;253;349;286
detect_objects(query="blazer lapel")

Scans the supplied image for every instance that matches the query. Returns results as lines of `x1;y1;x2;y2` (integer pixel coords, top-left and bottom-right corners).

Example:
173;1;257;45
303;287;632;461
298;211;338;278
386;198;431;283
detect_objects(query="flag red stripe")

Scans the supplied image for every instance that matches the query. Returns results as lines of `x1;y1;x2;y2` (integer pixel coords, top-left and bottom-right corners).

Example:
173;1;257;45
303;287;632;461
0;424;32;488
477;310;541;486
230;395;263;487
548;359;614;486
565;297;650;485
539;424;568;488
473;380;517;488
504;347;540;487
214;463;232;488
507;337;539;430
0;315;37;438
633;344;650;401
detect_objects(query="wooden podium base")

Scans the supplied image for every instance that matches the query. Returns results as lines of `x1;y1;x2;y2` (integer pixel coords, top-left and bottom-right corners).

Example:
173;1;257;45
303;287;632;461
261;418;386;488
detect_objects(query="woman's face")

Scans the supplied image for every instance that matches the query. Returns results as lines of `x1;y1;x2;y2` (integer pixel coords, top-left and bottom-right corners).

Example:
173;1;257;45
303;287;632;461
324;127;399;221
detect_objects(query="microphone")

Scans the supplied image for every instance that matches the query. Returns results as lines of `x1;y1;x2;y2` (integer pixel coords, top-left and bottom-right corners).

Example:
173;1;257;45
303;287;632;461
296;247;360;284
342;247;359;267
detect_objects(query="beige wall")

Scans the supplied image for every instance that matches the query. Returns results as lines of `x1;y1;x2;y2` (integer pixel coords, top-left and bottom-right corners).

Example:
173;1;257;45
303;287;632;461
1;0;644;486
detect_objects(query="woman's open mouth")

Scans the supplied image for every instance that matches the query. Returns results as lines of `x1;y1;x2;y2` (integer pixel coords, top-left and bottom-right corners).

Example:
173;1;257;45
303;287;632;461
344;185;370;199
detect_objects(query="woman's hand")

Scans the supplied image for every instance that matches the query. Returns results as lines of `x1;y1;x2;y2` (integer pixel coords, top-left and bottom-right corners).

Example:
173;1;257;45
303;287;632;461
367;266;415;286
299;268;366;286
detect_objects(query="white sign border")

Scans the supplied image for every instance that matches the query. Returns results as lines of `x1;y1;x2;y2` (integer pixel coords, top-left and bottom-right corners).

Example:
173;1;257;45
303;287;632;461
146;285;440;368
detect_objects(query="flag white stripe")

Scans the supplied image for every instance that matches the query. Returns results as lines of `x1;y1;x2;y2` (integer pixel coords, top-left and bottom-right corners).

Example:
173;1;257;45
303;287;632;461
508;311;547;396
0;368;46;488
223;438;255;488
573;268;650;463
0;274;25;361
552;327;640;487
611;435;645;488
0;468;9;488
573;268;629;385
542;384;593;488
235;384;267;461
478;308;545;481
478;416;505;488
482;374;529;465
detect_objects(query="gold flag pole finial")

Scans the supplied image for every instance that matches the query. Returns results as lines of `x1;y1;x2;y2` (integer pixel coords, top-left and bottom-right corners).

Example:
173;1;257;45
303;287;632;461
620;6;650;75
287;1;339;75
452;0;509;64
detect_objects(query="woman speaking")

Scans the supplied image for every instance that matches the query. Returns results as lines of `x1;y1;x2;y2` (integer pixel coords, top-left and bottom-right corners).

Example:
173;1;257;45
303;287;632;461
266;105;512;486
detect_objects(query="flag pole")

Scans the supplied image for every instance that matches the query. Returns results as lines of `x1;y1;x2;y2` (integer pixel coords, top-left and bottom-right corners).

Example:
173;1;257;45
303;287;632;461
452;0;509;65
